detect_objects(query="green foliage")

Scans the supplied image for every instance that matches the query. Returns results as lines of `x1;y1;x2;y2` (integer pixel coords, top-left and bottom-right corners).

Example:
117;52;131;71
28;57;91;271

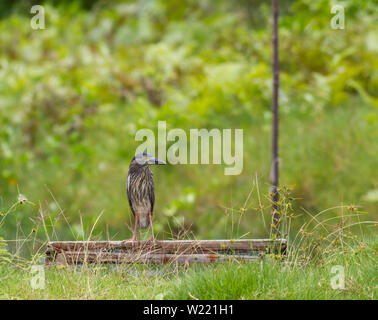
0;238;11;264
0;0;377;241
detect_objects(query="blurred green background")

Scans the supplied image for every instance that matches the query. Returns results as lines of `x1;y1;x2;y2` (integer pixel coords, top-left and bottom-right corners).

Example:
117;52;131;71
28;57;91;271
0;0;377;243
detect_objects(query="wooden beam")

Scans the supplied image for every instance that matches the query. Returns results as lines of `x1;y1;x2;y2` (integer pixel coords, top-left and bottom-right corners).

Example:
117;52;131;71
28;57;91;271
53;252;260;265
46;239;287;265
47;239;287;254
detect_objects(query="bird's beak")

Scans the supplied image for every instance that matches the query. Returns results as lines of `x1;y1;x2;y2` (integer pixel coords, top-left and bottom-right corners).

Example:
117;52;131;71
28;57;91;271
148;157;166;165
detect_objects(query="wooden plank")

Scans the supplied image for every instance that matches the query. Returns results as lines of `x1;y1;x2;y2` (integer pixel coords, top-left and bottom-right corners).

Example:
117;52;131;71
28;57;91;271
53;252;261;265
47;239;287;255
45;239;287;265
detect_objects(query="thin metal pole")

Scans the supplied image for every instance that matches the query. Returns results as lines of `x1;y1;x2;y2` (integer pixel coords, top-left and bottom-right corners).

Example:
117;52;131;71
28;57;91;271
271;0;280;235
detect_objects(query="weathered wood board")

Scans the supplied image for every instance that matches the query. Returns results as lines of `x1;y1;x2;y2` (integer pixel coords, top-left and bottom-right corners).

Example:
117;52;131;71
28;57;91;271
46;239;287;265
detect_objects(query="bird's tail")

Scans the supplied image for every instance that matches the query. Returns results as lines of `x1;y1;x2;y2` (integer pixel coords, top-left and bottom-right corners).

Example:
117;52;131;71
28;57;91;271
138;216;150;229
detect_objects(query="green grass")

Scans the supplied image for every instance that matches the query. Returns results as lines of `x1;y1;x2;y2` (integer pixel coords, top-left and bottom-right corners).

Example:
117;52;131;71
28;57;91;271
1;238;376;300
0;180;376;300
169;251;377;300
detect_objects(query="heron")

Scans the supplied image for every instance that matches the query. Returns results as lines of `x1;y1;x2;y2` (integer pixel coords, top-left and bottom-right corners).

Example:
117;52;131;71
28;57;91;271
126;152;166;242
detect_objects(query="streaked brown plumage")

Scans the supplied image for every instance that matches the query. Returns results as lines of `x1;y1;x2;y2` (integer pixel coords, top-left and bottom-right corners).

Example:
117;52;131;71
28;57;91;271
126;152;166;241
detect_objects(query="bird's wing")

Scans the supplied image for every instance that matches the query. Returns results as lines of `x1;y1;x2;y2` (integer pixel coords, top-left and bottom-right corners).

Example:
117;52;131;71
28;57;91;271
149;178;155;215
126;175;135;216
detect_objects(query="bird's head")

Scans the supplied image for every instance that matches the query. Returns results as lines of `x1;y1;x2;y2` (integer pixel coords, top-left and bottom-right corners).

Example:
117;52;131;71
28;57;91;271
131;152;166;166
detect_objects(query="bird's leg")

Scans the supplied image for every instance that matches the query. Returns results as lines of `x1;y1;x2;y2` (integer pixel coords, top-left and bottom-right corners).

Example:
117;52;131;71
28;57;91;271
131;214;138;242
121;214;138;248
148;211;155;242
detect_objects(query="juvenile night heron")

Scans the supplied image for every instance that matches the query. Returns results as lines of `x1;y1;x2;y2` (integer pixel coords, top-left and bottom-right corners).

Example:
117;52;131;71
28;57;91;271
126;152;166;242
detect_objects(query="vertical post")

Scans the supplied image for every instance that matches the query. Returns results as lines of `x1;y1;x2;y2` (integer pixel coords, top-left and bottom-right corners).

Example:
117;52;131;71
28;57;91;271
271;0;280;235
